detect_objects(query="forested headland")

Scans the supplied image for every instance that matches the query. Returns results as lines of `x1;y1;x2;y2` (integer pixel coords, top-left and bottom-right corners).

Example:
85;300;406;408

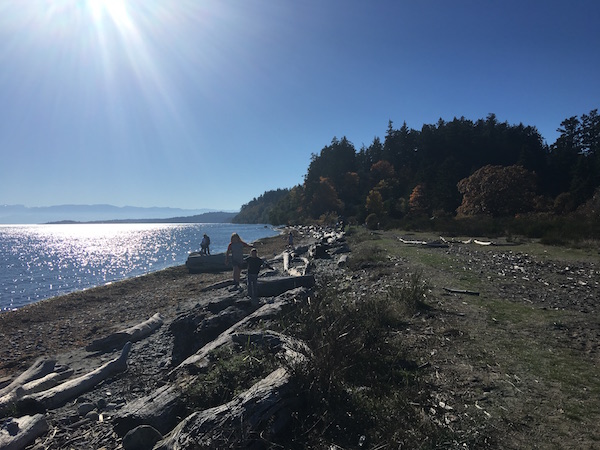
233;110;600;243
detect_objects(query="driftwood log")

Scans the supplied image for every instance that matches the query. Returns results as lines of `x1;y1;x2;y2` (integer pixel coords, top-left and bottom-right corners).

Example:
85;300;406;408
443;287;480;296
0;414;48;450
86;313;164;352
116;292;311;442
0;359;64;418
0;358;56;399
185;252;232;274
155;368;295;450
283;252;310;276
18;342;131;411
21;367;74;395
113;384;187;437
173;297;296;375
0;366;76;417
398;237;449;248
231;330;310;367
256;275;315;297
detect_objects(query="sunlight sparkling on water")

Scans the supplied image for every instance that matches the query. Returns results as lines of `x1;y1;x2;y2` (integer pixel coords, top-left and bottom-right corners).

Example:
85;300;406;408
0;223;278;310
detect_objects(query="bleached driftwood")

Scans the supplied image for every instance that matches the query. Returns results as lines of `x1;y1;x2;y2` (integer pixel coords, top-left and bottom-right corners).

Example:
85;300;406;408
283;252;310;276
398;237;448;248
21;367;74;395
155;368;294;450
86;313;163;352
0;414;48;450
443;287;480;296
0;359;61;417
0;358;56;398
1;368;73;416
19;342;131;411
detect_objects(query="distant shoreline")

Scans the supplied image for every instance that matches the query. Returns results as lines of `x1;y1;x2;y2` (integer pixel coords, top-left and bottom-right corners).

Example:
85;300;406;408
45;211;239;225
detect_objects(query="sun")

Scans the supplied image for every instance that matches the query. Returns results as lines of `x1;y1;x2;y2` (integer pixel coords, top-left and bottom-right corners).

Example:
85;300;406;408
87;0;132;29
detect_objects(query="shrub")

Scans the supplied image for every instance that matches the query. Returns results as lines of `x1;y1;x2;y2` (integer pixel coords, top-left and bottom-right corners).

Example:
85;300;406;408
278;273;436;448
365;213;379;229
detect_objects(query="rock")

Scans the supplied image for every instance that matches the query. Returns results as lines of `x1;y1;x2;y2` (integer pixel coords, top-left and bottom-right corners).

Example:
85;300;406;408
122;425;163;450
85;410;99;421
78;402;95;416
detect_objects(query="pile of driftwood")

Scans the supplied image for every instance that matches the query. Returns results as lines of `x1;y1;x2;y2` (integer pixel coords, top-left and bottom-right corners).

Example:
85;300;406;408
0;230;349;449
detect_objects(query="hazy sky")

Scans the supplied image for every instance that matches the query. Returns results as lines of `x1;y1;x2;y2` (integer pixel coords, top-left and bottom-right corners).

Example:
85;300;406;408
1;1;598;211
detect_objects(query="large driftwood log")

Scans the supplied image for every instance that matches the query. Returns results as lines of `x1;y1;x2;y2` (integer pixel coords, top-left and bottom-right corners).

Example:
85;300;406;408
118;329;308;441
256;275;315;297
113;384;187;437
185;252;232;274
173;297;295;375
19;342;131;411
155;368;295;450
86;313;164;352
0;414;48;450
231;330;310;367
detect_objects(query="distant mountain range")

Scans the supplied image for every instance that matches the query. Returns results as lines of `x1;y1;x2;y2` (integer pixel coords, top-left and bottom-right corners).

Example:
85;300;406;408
0;204;238;224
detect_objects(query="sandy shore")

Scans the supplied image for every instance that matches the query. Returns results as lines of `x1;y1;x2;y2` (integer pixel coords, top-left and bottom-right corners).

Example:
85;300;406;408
0;233;289;381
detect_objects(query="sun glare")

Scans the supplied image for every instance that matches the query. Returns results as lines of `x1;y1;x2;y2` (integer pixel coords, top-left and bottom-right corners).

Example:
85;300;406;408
88;0;133;32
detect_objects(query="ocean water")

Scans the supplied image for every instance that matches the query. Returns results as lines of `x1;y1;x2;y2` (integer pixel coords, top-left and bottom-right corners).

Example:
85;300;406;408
0;223;279;311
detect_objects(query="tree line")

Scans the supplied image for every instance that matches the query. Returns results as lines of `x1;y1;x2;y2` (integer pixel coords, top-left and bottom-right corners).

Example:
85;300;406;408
233;109;600;228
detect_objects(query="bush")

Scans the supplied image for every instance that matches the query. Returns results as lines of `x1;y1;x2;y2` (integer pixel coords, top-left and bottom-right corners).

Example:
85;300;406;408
365;213;379;229
277;273;436;448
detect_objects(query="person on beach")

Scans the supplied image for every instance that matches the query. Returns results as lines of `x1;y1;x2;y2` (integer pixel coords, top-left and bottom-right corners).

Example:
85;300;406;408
200;233;211;255
245;248;274;304
287;231;294;250
225;233;253;289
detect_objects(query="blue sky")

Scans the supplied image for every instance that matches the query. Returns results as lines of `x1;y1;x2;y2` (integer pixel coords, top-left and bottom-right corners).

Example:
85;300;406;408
0;0;598;212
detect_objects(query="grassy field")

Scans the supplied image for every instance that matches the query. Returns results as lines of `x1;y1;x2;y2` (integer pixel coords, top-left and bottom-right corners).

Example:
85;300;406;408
331;228;600;448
